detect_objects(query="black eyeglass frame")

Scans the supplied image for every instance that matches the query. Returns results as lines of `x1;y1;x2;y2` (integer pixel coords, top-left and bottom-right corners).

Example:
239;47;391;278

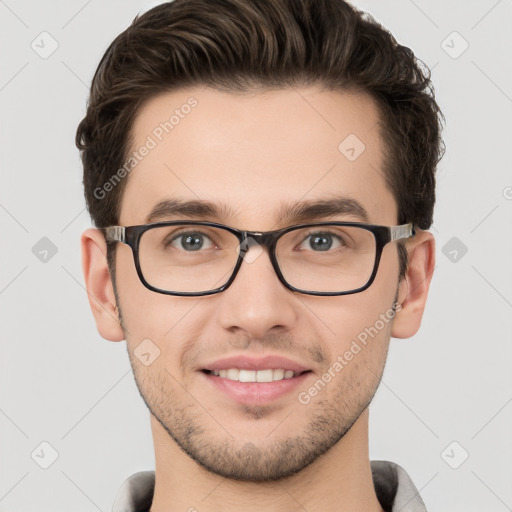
104;221;415;297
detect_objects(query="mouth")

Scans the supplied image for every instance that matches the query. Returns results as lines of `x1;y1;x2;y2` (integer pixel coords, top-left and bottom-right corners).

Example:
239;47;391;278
199;354;314;404
200;365;313;405
201;368;312;382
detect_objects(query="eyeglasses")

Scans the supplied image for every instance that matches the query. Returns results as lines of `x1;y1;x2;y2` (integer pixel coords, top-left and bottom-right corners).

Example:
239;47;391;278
104;221;414;297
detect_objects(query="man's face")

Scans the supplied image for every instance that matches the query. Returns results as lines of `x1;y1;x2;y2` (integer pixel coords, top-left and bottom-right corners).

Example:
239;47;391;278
115;86;402;480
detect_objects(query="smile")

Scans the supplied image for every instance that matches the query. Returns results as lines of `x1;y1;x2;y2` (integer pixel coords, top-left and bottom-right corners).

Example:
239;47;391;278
203;368;309;382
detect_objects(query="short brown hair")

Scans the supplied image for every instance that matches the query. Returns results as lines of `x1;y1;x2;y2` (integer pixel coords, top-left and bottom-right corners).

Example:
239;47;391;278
76;0;444;275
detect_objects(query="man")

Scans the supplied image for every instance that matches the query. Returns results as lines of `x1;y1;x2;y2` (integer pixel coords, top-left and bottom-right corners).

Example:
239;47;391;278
77;0;443;510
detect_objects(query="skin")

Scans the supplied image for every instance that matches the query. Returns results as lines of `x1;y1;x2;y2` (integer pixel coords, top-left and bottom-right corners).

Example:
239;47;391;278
82;86;435;512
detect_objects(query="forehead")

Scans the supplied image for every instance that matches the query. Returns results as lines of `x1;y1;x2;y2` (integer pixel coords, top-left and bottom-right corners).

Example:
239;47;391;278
119;86;397;227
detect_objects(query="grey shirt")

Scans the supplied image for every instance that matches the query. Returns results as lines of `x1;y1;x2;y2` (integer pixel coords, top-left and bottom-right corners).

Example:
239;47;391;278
112;460;427;512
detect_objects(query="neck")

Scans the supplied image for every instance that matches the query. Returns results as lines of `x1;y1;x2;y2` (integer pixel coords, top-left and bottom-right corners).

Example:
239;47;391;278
149;408;384;512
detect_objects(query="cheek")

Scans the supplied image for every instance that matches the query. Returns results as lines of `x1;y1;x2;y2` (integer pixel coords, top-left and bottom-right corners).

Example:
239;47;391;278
118;289;202;362
317;273;399;352
312;248;400;373
296;311;392;412
115;258;210;379
114;245;188;337
326;299;394;372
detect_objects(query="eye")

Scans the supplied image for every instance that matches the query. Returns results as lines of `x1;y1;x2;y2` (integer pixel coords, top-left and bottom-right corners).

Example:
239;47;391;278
299;231;345;252
168;231;214;251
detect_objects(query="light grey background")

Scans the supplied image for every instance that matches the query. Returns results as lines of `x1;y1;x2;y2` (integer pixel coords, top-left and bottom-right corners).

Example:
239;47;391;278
1;0;511;511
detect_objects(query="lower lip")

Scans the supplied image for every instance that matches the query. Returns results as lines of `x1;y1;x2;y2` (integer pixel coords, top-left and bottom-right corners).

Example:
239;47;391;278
201;371;312;405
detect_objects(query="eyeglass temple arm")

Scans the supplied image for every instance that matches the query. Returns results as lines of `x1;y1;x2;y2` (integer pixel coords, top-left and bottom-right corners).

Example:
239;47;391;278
104;226;126;243
390;223;415;242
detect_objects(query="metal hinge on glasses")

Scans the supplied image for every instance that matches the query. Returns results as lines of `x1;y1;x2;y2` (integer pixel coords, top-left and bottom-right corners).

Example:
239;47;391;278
105;226;126;243
390;223;414;242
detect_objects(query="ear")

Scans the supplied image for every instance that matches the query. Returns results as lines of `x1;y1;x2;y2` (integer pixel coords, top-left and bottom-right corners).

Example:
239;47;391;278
391;229;435;339
81;228;125;342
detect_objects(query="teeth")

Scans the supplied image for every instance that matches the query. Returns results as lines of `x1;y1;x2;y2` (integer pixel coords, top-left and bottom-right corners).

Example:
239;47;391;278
239;370;256;382
211;368;300;382
256;369;273;382
226;368;238;380
273;369;284;380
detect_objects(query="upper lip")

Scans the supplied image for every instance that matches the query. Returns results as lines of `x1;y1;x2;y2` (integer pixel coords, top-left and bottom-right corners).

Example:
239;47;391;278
201;355;311;373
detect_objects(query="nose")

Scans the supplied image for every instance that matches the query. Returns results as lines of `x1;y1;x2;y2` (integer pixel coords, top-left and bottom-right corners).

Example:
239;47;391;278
216;242;299;339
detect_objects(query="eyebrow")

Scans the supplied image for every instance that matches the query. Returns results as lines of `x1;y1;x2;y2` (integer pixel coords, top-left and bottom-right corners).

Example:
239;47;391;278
145;196;369;225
